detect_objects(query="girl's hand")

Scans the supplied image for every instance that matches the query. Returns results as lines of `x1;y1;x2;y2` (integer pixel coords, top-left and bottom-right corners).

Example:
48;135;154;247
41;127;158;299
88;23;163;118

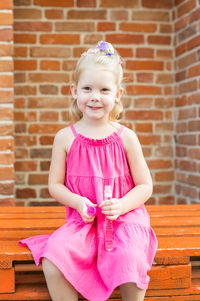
99;198;122;220
77;197;97;223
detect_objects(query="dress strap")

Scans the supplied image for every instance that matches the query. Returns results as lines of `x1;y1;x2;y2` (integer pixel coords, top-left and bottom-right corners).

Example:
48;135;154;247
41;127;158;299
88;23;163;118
117;125;124;136
70;125;78;137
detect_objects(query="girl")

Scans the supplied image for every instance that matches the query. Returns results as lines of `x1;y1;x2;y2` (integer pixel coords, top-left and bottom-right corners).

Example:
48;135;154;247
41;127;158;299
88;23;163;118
19;41;158;301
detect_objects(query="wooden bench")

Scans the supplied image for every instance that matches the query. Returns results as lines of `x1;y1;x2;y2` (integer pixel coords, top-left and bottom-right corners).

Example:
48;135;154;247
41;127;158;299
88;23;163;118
0;205;200;300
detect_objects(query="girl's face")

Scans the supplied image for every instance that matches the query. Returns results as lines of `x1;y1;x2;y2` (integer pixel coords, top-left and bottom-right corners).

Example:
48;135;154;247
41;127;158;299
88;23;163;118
71;64;123;122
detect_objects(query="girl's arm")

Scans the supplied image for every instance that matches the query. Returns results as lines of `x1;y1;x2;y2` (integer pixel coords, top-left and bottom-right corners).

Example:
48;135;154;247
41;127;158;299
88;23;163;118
48;129;96;222
100;128;153;219
120;128;153;215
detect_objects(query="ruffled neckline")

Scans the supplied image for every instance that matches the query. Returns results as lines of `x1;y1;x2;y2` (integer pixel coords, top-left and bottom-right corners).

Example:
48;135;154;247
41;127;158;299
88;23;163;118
77;132;120;145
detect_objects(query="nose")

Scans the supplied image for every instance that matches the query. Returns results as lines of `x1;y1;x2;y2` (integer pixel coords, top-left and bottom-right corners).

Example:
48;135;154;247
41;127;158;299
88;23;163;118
90;90;101;101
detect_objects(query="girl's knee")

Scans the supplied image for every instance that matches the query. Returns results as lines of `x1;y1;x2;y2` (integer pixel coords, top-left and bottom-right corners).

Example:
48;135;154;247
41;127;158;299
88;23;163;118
42;258;61;278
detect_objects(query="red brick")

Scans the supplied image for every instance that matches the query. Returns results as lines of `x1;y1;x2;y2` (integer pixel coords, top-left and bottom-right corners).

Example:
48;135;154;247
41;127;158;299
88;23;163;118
188;120;200;131
136;73;153;83
0;138;14;151
148;35;171;45
16;188;37;198
29;73;69;83
62;60;77;71
0;183;14;195
15;136;37;147
155;171;174;182
178;134;197;145
154;184;172;194
0;75;13;88
28;174;48;185
142;0;172;9
182;185;197;198
188;174;200;186
155;146;173;157
159;196;175;205
135;123;153;132
126;85;162;95
0;167;14;180
39;85;58;95
189;8;200;23
40;161;51;170
126;110;163;120
179;79;197;93
31;46;71;58
175;15;188;31
15;148;28;159
178;24;197;43
28;97;69;108
45;9;64;19
67;10;106;19
0;29;13;42
40;60;60;71
14;47;28;57
188;92;200;105
14;60;37;71
0;124;13;136
100;0;139;7
0;59;13;72
0;90;13;104
0;198;14;206
138;135;161;145
116;48;133;57
30;148;51;158
110;10;128;20
97;22;116;31
156;73;173;84
77;0;96;7
15;85;37;96
56;22;95;32
106;34;144;44
14;111;36;122
0;108;13;121
40;136;54;145
14;33;36;44
14;8;42;19
156;49;173;58
188;63;200;78
126;60;163;71
136;48;154;58
176;52;196;70
0;12;13;25
40;34;80;44
15;161;37;171
84;34;104;44
178;0;196;18
175;42;187;57
175;95;187;107
148;159;172;169
134;97;153;108
119;22;156;33
0;0;13;9
155;122;174;132
159;24;173;33
155;97;173;108
132;11;170;22
14;21;52;31
40;111;59;121
188;148;200;160
0;44;13;56
40;188;51;198
0;153;14;164
29;124;64;134
34;0;73;6
187;35;200;51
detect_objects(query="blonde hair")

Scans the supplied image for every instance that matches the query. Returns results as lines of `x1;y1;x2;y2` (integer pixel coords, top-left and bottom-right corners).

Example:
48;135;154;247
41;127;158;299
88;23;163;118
70;42;123;122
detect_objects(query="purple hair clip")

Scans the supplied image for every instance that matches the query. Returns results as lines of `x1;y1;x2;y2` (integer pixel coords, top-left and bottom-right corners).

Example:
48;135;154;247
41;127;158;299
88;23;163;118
97;41;114;56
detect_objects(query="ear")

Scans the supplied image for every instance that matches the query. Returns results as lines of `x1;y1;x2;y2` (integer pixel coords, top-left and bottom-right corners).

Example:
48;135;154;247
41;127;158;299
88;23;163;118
70;84;77;99
115;87;123;103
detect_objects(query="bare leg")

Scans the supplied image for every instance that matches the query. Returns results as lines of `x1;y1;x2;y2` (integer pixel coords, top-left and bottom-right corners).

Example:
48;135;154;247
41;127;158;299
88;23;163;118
120;282;146;301
42;258;78;301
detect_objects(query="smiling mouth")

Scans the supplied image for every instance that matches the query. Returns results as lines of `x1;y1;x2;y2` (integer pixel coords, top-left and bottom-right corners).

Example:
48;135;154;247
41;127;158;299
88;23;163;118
87;106;103;110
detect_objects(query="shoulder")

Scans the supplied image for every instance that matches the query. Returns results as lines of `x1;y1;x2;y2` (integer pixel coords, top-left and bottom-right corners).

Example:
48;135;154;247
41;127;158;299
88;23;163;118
53;125;74;152
120;125;142;154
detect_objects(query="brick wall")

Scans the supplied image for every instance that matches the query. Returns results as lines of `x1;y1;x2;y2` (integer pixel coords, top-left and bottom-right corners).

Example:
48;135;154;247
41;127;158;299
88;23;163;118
11;0;199;206
174;0;200;204
0;0;14;206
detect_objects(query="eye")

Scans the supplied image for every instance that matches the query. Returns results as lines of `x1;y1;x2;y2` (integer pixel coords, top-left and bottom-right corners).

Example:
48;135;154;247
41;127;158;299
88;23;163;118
102;88;109;92
83;86;91;91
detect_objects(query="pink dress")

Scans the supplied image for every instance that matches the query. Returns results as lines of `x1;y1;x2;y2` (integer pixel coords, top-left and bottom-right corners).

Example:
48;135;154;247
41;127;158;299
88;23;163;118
19;125;158;301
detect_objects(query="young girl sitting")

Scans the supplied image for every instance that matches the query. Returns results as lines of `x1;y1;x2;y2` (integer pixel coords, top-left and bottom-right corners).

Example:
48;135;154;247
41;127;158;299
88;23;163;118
19;41;158;301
